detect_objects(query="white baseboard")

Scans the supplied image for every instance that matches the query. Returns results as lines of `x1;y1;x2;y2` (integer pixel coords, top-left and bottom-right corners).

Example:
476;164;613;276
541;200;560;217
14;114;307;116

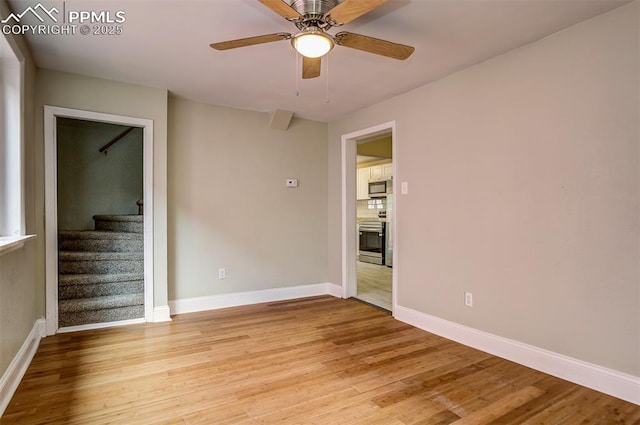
169;282;342;315
153;305;172;322
394;305;640;406
37;319;47;338
0;318;46;416
326;282;343;298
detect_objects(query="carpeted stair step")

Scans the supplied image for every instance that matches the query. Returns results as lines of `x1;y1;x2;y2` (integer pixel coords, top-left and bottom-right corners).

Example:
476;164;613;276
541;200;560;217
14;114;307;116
59;294;144;327
59;272;143;286
58;230;143;252
94;214;143;234
57;213;145;327
59;293;144;312
59;305;145;327
58;273;144;300
59;251;144;274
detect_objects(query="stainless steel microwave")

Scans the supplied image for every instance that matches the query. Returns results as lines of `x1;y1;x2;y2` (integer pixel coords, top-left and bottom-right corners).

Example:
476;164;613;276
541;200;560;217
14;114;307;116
368;179;392;198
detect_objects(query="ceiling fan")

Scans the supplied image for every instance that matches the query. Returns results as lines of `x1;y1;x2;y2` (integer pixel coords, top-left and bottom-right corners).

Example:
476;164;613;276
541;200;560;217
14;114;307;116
210;0;415;79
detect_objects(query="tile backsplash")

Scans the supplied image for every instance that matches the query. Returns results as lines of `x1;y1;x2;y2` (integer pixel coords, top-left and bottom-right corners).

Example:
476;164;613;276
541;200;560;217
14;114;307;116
357;199;386;220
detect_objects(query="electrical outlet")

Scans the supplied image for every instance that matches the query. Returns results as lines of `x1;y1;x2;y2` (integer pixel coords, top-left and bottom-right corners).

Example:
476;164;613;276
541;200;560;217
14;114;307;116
464;292;473;307
218;268;226;279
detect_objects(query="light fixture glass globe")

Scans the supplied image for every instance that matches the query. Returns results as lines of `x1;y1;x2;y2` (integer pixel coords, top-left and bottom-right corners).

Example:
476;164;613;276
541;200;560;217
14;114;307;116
292;31;334;58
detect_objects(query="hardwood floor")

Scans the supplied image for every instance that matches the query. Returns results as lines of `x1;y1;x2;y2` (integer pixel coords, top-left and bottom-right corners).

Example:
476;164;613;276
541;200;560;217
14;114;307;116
2;296;639;424
356;261;392;311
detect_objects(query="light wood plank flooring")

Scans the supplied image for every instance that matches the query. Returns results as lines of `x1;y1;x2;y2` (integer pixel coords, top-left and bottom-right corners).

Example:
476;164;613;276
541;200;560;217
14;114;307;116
357;261;392;311
2;296;639;424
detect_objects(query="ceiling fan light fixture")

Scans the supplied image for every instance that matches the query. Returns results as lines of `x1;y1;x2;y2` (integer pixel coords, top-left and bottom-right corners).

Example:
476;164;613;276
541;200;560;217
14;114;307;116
291;28;334;58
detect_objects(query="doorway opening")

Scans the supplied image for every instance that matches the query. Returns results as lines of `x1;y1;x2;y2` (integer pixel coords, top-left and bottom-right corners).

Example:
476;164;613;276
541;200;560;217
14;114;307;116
341;121;397;314
57;118;144;328
355;132;393;310
44;106;154;335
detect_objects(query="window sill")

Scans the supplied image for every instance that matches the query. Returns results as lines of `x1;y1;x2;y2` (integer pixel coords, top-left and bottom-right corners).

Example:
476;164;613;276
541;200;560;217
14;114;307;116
0;235;36;257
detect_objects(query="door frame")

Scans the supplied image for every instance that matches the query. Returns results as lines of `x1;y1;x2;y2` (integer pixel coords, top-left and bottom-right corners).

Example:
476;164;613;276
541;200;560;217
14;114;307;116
341;121;397;312
44;106;154;335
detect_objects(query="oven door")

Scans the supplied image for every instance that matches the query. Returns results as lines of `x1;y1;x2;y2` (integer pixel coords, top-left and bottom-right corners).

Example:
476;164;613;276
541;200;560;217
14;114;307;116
358;222;385;265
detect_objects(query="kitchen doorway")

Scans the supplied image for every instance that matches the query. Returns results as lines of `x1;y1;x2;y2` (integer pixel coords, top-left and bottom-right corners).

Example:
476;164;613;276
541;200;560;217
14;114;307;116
355;133;393;311
341;121;397;314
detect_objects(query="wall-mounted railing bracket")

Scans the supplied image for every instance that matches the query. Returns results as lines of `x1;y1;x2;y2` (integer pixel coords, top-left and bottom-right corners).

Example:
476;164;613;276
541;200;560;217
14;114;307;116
98;126;136;155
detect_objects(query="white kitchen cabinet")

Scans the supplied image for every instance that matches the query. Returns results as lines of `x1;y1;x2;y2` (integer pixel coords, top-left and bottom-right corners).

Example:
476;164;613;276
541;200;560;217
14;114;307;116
369;165;384;182
357;167;370;200
357;162;393;200
382;163;393;179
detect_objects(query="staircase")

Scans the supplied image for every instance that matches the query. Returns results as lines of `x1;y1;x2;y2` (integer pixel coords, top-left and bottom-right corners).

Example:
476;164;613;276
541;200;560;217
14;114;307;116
58;215;144;327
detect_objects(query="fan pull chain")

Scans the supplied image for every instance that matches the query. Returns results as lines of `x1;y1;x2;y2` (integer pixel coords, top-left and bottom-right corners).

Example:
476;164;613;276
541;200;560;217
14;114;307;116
324;54;330;103
294;52;300;97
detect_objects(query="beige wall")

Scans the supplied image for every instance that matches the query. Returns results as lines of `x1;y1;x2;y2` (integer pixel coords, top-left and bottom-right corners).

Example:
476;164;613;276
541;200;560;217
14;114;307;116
57;119;143;230
329;3;639;376
0;243;36;376
0;0;37;381
35;69;169;309
168;96;328;300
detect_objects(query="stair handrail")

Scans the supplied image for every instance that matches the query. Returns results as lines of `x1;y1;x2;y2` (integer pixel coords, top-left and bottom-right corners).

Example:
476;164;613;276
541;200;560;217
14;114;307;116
98;126;136;155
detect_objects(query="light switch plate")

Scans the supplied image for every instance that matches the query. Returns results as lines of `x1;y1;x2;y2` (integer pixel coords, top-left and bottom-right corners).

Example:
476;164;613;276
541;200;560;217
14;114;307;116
464;292;473;307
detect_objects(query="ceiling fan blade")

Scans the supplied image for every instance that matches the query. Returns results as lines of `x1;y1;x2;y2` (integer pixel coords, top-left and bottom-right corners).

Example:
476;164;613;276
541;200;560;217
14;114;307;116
335;31;414;60
302;56;321;79
210;33;291;50
258;0;301;20
326;0;388;25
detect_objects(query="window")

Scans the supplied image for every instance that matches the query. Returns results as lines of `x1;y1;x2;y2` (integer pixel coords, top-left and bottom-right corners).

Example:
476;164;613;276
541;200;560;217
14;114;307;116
0;31;29;254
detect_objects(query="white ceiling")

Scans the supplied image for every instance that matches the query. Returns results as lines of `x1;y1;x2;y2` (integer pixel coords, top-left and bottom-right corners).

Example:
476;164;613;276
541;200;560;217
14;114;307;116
8;0;629;122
